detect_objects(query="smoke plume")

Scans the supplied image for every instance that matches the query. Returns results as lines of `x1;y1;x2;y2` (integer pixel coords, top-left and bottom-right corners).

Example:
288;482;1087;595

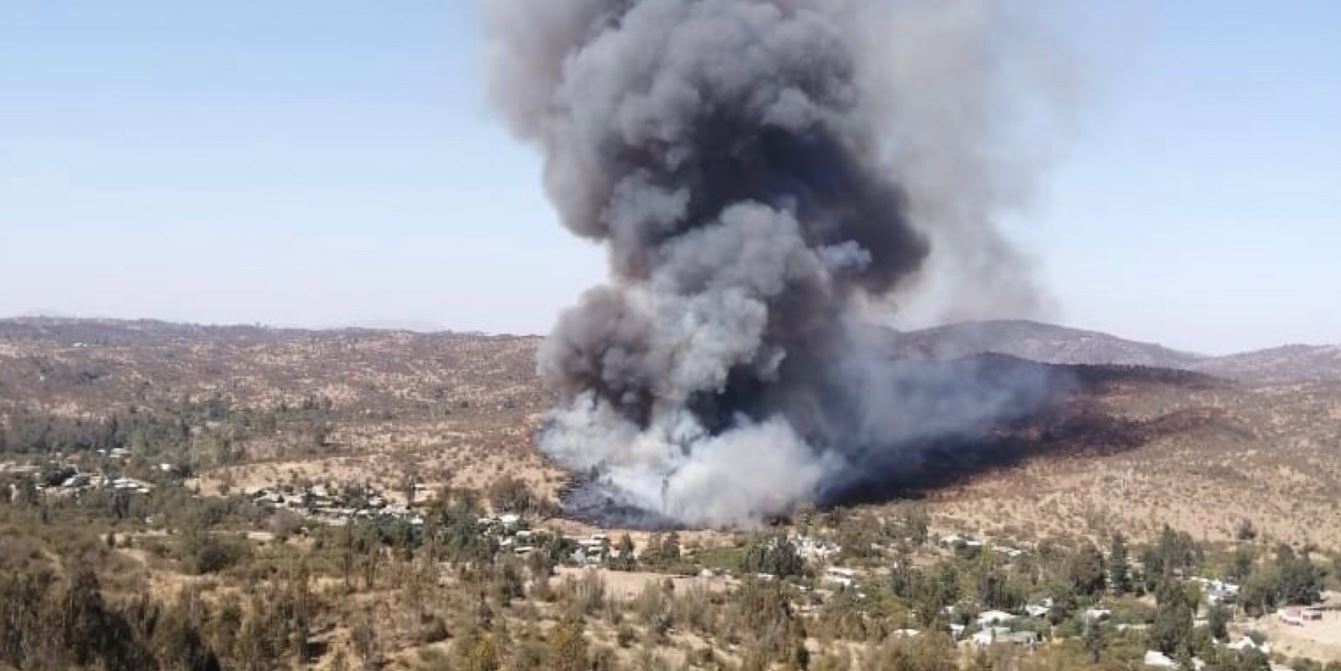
486;0;1071;527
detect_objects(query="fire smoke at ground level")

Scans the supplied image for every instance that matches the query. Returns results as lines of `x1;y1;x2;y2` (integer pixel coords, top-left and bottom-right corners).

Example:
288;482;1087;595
486;0;1072;527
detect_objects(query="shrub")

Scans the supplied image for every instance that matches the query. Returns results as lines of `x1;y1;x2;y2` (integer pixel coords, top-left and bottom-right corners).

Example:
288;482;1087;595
184;534;250;575
741;534;804;579
487;476;533;514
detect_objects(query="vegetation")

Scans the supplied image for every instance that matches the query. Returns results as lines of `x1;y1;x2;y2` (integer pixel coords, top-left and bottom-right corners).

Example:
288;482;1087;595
3;319;1341;670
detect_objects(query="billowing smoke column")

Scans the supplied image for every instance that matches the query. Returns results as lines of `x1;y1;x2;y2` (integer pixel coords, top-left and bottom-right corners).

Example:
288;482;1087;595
487;0;1068;527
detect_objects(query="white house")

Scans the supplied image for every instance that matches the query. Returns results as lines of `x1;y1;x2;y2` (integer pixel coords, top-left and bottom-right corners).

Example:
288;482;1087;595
1143;651;1177;669
1191;577;1241;604
794;534;840;562
824;567;857;588
1144;651;1205;670
1227;637;1270;654
1002;631;1039;647
972;627;1009;646
977;610;1016;626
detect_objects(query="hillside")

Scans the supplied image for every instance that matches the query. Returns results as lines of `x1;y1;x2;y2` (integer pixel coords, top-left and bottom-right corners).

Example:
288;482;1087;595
895;319;1341;384
1193;344;1341;384
2;316;1340;550
0;316;560;503
893;319;1206;369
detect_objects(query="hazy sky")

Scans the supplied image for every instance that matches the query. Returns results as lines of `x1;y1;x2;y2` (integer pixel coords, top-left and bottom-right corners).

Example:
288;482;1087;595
1;1;1337;355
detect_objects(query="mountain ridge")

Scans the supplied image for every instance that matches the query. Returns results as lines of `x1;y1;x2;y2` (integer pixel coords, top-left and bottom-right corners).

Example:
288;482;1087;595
885;318;1338;384
2;315;1336;384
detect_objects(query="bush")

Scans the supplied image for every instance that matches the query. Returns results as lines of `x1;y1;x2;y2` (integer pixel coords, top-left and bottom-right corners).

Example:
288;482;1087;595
616;624;637;648
560;570;606;616
416;615;449;644
1235;518;1258;541
184;534;250;575
548;617;588;671
487;476;534;514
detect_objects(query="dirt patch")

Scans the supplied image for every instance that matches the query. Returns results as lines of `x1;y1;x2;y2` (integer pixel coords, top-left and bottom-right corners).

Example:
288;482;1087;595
553;566;735;601
1244;611;1341;663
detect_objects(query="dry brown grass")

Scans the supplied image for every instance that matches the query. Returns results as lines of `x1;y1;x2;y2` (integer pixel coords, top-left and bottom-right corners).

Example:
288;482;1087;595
6;319;1341;552
916;382;1341;551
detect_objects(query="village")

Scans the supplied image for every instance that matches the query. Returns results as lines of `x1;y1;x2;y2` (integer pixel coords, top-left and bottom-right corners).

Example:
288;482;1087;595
2;450;159;499
3;452;1338;669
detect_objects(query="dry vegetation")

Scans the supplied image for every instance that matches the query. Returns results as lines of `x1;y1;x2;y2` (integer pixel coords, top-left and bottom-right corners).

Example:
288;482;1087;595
3;317;1340;550
0;318;566;504
925;381;1341;551
3;317;1341;671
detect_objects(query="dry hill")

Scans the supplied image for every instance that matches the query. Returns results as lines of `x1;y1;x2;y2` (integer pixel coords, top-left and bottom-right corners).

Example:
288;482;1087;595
2;316;1339;550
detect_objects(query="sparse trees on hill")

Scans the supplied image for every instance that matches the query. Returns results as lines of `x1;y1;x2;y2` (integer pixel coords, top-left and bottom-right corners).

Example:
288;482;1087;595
350;613;380;671
862;633;956;671
897;504;931;546
452;623;499;671
548;616;589;671
155;592;223;671
0;562;166;671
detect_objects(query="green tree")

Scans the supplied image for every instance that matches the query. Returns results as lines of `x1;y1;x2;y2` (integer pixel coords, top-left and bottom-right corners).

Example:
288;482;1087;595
611;533;637;571
1230;546;1256;582
1084;620;1106;664
742;534;804;579
1068;542;1107;596
1149;580;1194;656
1109;532;1131;594
900;504;931;546
661;531;681;563
975;562;1017;611
1207;603;1229;641
1275;545;1322;605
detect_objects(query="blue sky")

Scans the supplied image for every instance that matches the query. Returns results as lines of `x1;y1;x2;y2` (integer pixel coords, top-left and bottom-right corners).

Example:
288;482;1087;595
0;1;1337;354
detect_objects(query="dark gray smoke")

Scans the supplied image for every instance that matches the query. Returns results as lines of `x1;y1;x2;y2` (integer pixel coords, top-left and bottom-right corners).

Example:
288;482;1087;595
486;0;1071;527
